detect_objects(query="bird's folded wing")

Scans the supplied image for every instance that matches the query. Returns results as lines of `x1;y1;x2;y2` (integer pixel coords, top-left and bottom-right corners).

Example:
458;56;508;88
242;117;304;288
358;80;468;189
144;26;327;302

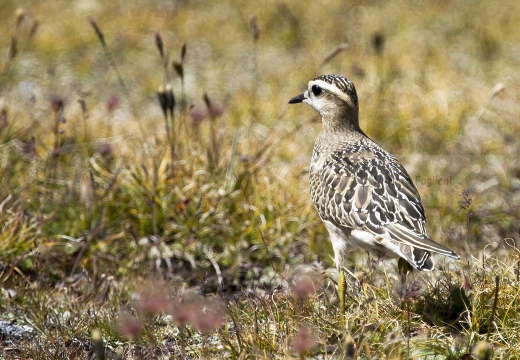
318;144;422;230
386;223;460;259
317;144;456;258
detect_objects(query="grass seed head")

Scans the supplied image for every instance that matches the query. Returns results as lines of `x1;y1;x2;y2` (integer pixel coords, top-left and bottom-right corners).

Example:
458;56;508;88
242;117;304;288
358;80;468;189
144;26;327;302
392;277;424;302
170;300;196;327
15;8;25;30
189;104;208;126
91;329;105;360
472;340;492;360
203;93;224;118
95;142;113;159
50;95;65;112
344;333;356;358
250;16;260;41
8;36;17;60
172;61;183;78
164;84;175;114
106;95;120;112
181;42;186;61
289;266;324;298
458;189;472;209
157;86;168;116
154;32;164;59
192;297;228;334
292;324;318;356
372;30;385;54
78;99;87;115
29;19;39;38
88;17;106;47
135;282;169;316
117;313;143;340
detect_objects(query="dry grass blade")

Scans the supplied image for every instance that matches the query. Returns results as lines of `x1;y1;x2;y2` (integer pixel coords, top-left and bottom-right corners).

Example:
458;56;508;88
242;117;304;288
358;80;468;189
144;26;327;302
88;17;106;47
319;43;349;68
486;276;500;341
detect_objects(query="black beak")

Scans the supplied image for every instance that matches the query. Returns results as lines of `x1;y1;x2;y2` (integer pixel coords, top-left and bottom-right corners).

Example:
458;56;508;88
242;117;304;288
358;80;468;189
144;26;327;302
288;93;306;104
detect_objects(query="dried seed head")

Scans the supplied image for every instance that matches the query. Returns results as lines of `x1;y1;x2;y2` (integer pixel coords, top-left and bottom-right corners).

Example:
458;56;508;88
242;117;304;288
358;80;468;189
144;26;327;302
344;333;356;358
157;86;168;117
170;299;197;326
164;84;175;115
289;265;324;298
209;102;223;117
139;293;168;316
117;313;143;340
392;277;423;302
292;325;318;355
154;32;164;59
250;16;260;41
203;93;211;109
472;340;492;360
78;99;87;116
134;280;169;316
95;142;112;159
50;95;64;112
351;63;365;78
157;84;175;117
106;95;120;112
458;189;472;209
172;61;183;78
91;329;105;360
203;93;224;118
181;43;187;62
372;30;385;54
188;105;208;125
15;8;25;30
8;37;17;61
192;297;227;334
29;20;39;38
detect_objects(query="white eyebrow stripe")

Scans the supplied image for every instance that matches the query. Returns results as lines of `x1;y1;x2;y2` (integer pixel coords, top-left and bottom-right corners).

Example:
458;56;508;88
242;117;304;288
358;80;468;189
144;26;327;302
309;79;355;107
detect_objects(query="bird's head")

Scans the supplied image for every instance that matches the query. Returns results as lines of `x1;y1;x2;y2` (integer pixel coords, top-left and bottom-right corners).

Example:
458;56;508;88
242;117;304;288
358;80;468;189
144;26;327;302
289;74;360;132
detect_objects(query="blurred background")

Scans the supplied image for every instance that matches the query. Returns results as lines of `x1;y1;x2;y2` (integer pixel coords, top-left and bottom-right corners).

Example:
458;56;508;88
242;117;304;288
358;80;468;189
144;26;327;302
0;0;519;357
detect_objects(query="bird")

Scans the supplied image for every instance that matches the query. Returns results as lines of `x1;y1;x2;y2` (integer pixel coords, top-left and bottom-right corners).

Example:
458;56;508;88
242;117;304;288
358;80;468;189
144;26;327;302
288;74;460;313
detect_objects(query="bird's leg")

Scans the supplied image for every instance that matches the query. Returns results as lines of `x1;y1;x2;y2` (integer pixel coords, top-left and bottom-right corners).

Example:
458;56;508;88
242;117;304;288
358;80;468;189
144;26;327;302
398;257;413;284
338;268;347;313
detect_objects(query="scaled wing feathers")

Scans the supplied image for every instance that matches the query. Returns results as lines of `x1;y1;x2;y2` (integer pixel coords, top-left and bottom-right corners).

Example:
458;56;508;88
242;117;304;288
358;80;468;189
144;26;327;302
310;141;459;259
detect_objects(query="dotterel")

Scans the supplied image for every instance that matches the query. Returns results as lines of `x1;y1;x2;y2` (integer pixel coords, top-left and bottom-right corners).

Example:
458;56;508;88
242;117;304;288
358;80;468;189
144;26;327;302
289;74;459;312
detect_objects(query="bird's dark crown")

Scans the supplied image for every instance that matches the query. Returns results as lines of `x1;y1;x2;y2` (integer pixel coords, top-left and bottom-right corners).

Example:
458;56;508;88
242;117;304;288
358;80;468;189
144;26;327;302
311;74;358;108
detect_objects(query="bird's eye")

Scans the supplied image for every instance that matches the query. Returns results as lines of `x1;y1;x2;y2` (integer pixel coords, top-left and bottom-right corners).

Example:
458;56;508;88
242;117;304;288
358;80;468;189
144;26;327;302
311;85;322;96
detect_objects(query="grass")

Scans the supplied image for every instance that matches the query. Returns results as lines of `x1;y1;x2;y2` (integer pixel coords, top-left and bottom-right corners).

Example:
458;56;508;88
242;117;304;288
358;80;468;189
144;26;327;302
0;0;519;358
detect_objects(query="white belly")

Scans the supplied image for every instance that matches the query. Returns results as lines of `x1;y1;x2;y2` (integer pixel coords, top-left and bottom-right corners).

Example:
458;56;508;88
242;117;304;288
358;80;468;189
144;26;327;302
323;220;404;267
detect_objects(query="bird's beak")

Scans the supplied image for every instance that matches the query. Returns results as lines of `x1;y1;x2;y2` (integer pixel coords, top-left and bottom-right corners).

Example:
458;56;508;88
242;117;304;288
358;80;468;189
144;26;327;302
288;93;306;104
